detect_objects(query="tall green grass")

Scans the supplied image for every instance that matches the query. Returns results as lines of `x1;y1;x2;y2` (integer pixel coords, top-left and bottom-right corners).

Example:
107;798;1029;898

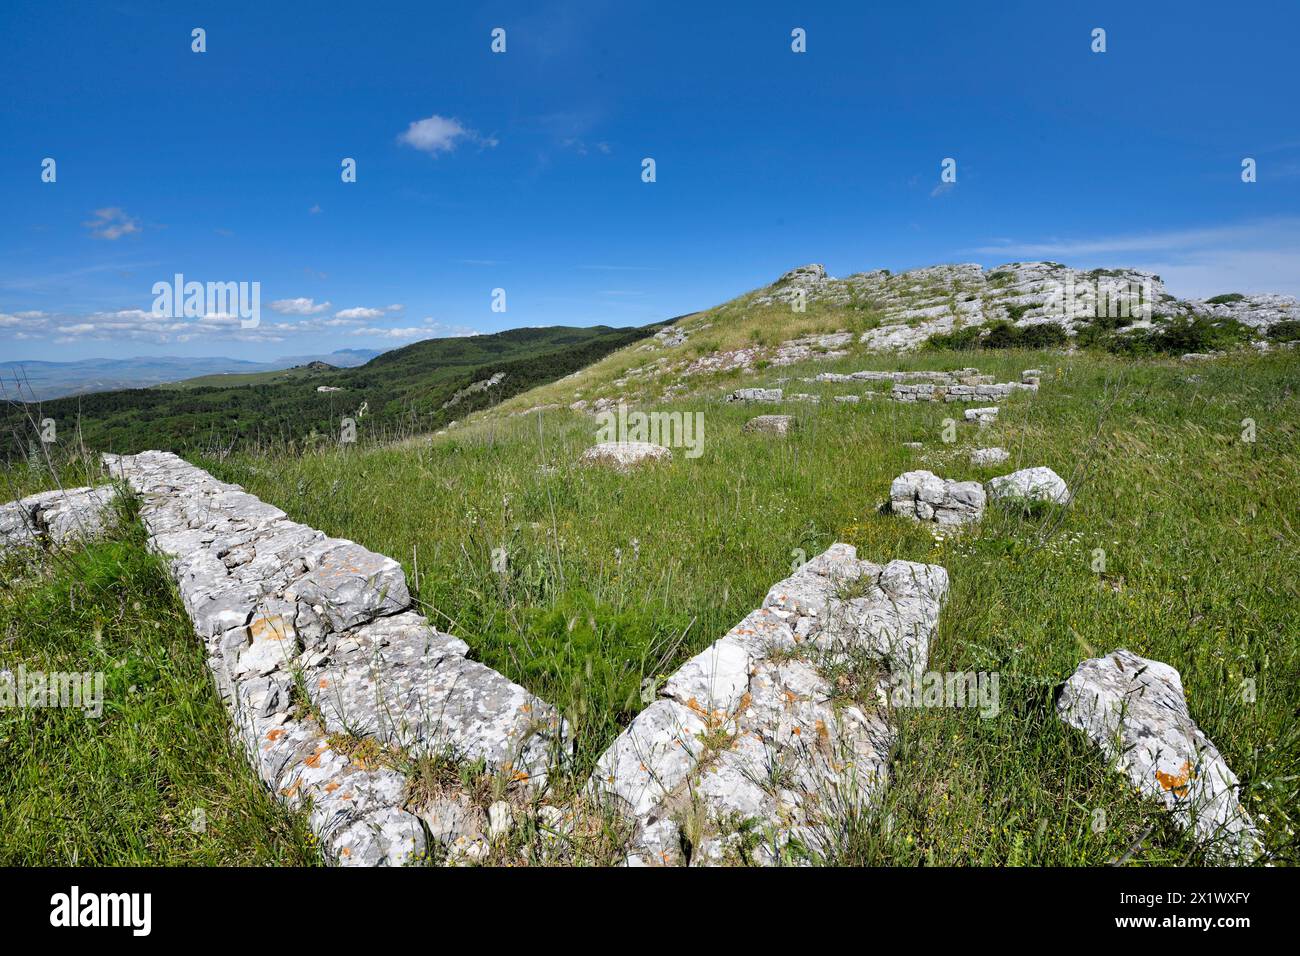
0;506;320;865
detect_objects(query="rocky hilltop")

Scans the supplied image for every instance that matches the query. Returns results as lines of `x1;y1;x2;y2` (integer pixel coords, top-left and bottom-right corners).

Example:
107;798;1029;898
483;260;1299;424
757;261;1299;351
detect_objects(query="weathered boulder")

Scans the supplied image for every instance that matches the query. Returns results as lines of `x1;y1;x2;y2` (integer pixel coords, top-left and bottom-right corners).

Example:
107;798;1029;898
1058;650;1262;863
743;414;795;436
579;441;672;470
986;466;1069;506
726;387;783;403
889;470;985;525
969;446;1010;466
964;406;999;423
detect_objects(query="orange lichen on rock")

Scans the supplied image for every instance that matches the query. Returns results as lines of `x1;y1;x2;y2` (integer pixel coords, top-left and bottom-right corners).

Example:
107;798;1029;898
1155;760;1193;798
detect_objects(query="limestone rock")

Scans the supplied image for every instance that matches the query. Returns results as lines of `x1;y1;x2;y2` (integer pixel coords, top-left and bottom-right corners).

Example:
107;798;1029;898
102;450;569;865
0;484;118;552
590;543;948;866
964;406;999;423
889;470;986;525
743;414;795;436
986;466;1069;506
579;441;672;470
969;446;1010;466
1058;650;1262;863
726;387;783;403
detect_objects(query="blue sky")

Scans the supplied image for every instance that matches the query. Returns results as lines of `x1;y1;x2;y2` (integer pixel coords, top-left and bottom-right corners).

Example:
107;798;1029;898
2;0;1298;361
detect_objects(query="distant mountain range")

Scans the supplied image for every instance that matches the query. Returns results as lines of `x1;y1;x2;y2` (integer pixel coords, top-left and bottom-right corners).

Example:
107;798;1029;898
0;350;383;401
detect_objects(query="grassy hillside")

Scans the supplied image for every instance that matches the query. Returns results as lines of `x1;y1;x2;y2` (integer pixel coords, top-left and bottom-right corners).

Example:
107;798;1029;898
0;323;660;459
202;345;1299;864
5;266;1297;865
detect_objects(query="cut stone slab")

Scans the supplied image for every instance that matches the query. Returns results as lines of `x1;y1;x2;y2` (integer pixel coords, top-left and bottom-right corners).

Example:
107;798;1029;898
743;414;795;436
986;466;1069;505
964;406;999;423
969;446;1010;466
726;387;783;403
1058;649;1262;863
579;441;671;470
889;470;986;525
0;484;118;552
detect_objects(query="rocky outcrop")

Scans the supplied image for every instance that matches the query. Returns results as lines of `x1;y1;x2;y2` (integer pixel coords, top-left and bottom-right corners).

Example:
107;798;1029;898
889;471;986;526
579;441;672;470
1058;650;1262;863
987;466;1069;506
441;371;506;410
0;485;118;552
589;543;948;866
754;261;1298;353
103;451;567;866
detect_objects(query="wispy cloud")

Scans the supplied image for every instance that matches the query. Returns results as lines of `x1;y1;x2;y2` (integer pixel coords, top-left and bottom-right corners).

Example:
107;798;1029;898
83;208;141;240
970;218;1300;297
398;115;498;157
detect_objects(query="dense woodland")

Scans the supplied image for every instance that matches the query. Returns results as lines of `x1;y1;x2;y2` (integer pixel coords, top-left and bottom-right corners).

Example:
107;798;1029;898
1;323;660;460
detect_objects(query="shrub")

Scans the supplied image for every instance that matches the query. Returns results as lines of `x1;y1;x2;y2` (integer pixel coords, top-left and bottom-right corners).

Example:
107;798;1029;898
1266;319;1300;343
1206;293;1247;305
925;320;1066;351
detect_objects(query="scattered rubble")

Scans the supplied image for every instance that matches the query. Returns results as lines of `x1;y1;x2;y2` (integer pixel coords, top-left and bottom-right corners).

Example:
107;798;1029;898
726;387;783;403
889;470;986;526
743;415;795;436
969;447;1010;466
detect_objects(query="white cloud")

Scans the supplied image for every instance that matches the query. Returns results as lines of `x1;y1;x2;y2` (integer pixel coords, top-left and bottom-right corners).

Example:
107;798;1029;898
83;207;141;240
271;297;332;315
335;306;385;320
398;114;497;157
349;326;432;340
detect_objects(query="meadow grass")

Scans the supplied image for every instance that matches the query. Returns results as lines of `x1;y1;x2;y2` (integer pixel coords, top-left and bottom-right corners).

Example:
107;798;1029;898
0;502;321;865
193;346;1300;865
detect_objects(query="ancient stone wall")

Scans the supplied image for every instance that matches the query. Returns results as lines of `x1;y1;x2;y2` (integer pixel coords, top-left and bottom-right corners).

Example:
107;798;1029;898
588;543;948;865
103;451;567;866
